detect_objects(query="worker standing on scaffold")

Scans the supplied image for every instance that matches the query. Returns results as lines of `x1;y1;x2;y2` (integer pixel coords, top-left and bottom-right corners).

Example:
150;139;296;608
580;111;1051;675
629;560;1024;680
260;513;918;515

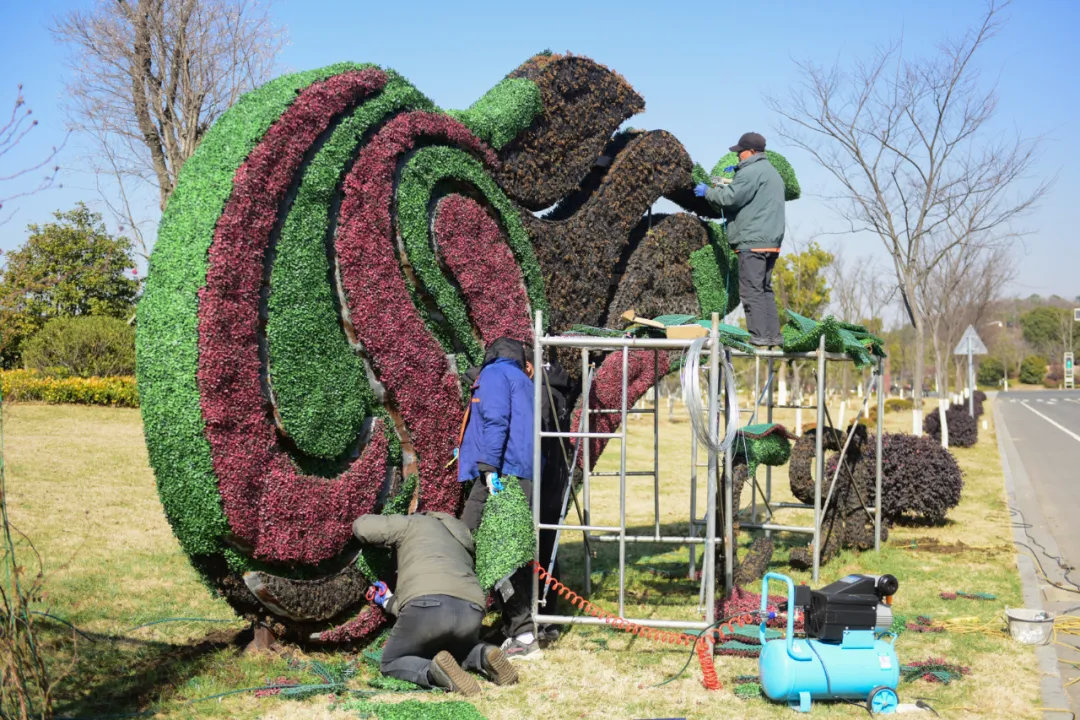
352;512;518;695
694;131;786;347
457;337;542;660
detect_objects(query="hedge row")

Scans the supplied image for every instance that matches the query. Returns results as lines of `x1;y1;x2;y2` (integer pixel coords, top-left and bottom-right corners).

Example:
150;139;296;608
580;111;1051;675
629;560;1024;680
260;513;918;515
0;370;138;407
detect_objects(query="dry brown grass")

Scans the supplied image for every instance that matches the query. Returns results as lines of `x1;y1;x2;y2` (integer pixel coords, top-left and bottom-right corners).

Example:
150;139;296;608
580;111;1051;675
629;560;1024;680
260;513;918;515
0;397;1042;719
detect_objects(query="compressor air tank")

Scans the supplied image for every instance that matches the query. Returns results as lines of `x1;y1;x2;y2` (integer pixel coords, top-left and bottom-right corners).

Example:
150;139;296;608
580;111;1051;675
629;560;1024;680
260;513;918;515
758;572;900;714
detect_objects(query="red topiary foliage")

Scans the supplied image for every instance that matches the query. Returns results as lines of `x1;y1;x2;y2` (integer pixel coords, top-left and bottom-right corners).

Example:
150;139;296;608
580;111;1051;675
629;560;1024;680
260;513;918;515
198;69;391;564
335;111;498;515
432;193;533;344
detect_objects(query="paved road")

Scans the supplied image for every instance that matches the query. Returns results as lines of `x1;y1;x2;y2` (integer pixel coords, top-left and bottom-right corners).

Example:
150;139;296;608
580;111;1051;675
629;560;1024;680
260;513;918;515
996;390;1080;710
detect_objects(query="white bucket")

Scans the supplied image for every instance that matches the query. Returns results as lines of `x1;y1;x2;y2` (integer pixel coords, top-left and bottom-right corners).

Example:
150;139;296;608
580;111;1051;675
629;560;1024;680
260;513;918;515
1004;608;1054;645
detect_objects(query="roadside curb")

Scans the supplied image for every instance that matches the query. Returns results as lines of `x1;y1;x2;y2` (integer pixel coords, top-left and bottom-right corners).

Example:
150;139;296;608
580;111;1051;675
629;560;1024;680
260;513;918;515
993;397;1072;714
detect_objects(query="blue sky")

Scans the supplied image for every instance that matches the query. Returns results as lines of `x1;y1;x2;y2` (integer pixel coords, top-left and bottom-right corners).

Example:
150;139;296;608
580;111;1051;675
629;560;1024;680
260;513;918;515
2;0;1077;308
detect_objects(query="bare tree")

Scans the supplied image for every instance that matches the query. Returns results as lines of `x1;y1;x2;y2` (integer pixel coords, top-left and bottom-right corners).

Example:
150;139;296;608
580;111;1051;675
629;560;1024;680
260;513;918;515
0;86;65;225
53;0;285;257
767;0;1049;430
921;240;1015;444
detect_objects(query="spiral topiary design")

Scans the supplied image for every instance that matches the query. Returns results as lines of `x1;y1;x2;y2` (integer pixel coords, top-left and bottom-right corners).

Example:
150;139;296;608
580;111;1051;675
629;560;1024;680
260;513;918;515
137;53;800;641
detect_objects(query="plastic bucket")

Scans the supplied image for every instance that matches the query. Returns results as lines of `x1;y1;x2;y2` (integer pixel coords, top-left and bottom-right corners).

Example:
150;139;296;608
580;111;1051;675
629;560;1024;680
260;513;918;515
1004;608;1054;645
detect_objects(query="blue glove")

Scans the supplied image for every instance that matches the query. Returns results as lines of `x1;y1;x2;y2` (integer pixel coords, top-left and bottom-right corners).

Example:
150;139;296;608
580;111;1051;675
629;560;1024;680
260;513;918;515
484;471;504;495
367;580;393;608
723;165;737;173
693;183;708;197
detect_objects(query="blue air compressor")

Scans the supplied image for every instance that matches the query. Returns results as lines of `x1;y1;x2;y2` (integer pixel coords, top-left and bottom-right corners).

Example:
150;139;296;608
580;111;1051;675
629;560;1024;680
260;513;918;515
758;572;900;714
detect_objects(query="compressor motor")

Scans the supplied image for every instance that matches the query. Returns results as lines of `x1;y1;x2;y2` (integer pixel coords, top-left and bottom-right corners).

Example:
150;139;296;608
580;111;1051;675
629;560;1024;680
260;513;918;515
759;572;901;714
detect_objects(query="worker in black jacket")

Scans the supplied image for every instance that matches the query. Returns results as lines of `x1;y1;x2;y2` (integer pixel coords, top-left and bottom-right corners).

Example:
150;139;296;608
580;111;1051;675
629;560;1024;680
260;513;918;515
352;511;518;695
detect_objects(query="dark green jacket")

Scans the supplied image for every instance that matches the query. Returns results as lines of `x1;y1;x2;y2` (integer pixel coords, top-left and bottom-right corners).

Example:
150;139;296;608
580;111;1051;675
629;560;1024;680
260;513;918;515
703;152;786;251
351;512;486;615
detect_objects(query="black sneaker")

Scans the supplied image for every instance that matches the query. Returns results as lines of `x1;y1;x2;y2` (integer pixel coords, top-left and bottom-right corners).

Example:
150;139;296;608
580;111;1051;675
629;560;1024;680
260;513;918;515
480;644;518;685
428;651;481;695
500;635;543;661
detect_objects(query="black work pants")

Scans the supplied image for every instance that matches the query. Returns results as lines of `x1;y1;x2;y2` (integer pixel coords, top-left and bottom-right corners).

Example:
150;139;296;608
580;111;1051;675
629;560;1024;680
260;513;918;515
380;594;487;688
738;250;781;342
462;476;535;639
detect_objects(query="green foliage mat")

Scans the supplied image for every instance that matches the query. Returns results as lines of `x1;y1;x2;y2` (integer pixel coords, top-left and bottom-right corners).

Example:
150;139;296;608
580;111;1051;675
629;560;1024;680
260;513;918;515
449;76;542;150
336;699;486;719
690;221;739;317
780;310;886;368
473;476;534;591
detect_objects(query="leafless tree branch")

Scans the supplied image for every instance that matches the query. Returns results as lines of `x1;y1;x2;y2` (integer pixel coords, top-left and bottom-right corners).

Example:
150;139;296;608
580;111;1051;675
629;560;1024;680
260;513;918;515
765;0;1048;413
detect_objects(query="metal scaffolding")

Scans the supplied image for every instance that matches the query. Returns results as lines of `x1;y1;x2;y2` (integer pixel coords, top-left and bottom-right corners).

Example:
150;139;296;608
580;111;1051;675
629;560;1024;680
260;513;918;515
529;310;885;632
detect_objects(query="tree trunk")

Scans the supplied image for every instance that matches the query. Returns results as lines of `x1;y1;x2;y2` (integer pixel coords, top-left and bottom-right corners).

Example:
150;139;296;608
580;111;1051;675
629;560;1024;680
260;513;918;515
912;318;925;435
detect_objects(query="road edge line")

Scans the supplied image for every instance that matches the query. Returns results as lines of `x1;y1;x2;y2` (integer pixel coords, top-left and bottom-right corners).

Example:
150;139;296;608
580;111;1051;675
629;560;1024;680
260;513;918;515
993;396;1072;713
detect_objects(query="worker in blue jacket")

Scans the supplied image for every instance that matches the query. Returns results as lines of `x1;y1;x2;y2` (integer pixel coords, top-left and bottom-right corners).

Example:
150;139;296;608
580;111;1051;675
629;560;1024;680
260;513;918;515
457;337;541;660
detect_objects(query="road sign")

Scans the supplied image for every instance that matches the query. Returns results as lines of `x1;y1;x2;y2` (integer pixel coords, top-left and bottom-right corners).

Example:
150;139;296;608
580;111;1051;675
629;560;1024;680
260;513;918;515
953;325;988;355
1074;307;1080;322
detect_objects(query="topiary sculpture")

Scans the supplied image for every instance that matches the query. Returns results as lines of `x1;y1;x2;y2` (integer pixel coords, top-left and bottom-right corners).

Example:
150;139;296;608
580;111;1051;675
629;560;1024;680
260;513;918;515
136;54;800;642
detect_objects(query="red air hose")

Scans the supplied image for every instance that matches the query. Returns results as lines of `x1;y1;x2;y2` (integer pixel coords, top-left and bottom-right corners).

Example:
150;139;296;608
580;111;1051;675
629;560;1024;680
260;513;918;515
530;562;756;689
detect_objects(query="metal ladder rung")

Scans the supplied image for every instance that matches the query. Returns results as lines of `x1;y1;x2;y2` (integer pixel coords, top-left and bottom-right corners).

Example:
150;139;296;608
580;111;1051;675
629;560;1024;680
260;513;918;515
588;407;656;415
590;470;656;477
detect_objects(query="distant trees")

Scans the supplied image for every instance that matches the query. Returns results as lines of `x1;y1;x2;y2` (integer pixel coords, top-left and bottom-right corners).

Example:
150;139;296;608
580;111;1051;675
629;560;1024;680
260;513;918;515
0;203;138;367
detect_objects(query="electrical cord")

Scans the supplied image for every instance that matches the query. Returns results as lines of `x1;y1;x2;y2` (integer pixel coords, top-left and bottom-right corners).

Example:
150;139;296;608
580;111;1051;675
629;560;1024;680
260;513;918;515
1010;506;1080;594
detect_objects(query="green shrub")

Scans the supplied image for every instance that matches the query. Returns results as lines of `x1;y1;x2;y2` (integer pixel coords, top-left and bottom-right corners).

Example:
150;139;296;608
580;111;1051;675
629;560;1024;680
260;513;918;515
22;316;135;378
0;369;138;407
1019;355;1047;385
884;397;913;413
976;357;1005;386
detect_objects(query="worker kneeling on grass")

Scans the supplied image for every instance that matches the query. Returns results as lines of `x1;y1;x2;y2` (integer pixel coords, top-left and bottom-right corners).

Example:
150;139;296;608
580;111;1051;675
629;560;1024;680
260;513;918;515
352;512;518;695
457;337;541;660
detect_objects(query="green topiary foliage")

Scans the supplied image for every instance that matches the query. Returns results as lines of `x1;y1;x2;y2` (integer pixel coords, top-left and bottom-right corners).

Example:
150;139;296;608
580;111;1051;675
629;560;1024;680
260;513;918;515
780;310;885;367
268;73;430;460
448;76;543;150
710;150;801;201
396;145;547;364
473;476;534;591
733;423;794;478
137;62;372;559
690;221;740;317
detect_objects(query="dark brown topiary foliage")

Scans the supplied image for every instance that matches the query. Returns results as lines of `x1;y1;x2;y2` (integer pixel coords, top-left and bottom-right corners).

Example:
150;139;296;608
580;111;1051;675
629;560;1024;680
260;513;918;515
876;432;963;524
497;54;645;210
715;456;774;586
923;406;978;447
603;213;707;327
526;129;694;335
788;425;884;569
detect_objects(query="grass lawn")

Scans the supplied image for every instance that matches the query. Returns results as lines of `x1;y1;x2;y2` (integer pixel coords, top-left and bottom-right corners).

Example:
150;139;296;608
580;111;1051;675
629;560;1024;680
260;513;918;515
0;395;1040;719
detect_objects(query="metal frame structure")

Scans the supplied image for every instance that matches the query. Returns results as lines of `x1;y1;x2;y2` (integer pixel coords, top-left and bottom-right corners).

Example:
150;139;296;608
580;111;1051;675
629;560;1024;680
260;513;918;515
688;342;886;584
529;310;885;633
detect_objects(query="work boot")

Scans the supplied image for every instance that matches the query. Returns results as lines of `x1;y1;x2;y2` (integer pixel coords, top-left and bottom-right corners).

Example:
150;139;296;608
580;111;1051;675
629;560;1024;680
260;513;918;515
480;644;518;685
428;651;480;696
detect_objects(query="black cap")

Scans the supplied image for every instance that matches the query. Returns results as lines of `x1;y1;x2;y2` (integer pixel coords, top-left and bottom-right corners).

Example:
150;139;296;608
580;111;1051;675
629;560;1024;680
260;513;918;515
729;132;766;153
